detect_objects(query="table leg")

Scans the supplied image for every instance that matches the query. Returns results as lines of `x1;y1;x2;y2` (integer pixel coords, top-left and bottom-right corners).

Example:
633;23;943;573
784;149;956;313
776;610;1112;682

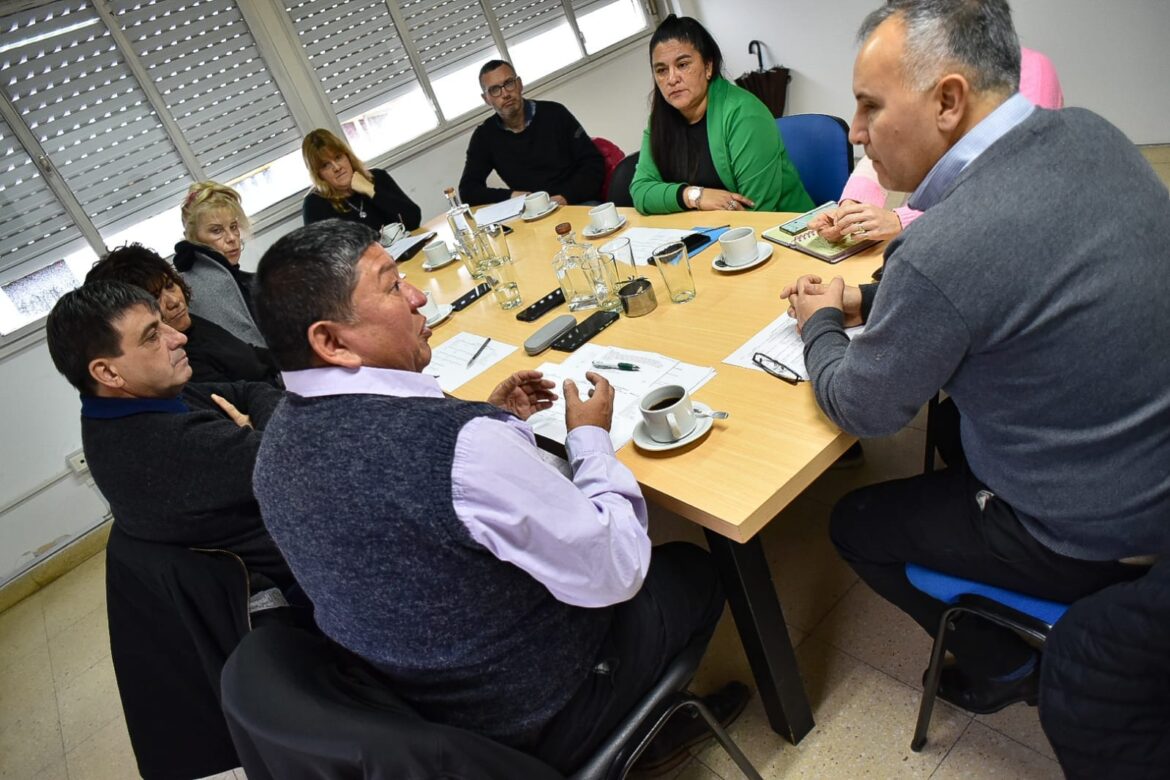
704;529;814;744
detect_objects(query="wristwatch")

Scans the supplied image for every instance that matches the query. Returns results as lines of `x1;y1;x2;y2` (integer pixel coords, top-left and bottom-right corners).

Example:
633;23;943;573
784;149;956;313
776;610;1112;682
685;186;703;209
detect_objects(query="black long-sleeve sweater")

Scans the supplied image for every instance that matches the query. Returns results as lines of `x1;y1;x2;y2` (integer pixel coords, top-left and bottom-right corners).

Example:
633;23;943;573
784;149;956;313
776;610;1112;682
459;100;604;206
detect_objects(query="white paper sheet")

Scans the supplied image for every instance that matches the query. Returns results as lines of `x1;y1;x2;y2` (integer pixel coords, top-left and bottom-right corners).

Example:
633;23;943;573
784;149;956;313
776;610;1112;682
385;232;435;261
422;332;518;392
724;312;864;380
473;195;526;226
619;227;695;265
527;344;716;450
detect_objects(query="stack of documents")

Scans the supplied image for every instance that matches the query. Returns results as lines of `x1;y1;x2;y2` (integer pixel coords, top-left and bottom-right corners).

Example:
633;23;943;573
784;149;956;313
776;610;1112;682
528;344;716;450
619;227;695;265
724;312;864;380
423;332;517;392
472;195;526;225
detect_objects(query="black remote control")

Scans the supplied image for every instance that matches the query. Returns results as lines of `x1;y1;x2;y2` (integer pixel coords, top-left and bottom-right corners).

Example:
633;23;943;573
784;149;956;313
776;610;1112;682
516;287;566;322
450;282;491;312
550;310;620;352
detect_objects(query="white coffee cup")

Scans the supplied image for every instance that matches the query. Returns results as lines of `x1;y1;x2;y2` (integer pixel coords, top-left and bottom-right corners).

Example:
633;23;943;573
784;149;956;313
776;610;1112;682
380;222;407;247
418;291;440;321
524;191;551;216
423;241;452;266
589;202;620;231
718;227;758;267
638;384;697;443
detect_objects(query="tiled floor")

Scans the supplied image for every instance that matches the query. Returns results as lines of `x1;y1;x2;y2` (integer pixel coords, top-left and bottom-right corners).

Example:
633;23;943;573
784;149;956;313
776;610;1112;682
3;144;1165;778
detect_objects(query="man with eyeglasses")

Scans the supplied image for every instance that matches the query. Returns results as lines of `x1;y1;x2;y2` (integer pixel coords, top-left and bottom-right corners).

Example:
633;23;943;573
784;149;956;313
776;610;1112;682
459;60;605;207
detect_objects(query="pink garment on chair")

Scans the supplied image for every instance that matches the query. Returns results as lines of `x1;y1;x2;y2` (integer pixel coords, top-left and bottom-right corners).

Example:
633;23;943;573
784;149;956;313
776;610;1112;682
840;46;1065;229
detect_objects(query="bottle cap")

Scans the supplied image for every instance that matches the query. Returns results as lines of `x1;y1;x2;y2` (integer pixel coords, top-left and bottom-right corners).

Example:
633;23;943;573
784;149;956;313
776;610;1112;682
555;222;571;235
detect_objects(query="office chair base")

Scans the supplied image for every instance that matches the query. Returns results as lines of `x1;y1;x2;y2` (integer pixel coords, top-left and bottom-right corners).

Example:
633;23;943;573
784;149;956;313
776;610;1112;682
618;693;763;780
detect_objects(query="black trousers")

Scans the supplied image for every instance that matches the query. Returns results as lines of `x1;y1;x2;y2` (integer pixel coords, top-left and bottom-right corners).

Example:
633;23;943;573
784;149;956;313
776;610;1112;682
830;462;1148;678
531;542;725;773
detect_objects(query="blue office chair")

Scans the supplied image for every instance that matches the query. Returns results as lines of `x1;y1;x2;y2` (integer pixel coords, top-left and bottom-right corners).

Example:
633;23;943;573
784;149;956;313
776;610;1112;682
775;114;854;207
905;563;1070;751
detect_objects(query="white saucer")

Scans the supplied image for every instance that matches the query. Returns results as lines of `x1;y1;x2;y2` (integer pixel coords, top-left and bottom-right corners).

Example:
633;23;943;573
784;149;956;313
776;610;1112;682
521;202;559;222
712;242;773;273
422;254;458;272
632;402;716;452
425;304;453;327
582;216;628;239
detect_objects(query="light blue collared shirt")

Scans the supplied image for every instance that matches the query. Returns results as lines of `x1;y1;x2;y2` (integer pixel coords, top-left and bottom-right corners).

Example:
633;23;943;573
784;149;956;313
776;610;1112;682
280;366;651;608
907;93;1036;212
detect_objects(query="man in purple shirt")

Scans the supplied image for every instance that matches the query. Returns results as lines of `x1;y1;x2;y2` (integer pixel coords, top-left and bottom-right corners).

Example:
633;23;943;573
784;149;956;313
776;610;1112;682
250;219;746;774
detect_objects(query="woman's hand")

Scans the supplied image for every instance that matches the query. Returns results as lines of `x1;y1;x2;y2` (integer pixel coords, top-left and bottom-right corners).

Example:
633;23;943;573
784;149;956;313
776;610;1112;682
350;171;375;197
814;201;902;243
211;394;253;428
696;188;753;212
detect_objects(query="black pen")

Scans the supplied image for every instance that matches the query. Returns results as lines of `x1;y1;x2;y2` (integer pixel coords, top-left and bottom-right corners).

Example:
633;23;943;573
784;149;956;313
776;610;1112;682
465;336;492;368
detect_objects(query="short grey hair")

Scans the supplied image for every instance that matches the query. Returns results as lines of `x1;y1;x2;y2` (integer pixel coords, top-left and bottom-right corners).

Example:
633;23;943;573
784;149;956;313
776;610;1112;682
254;219;378;370
859;0;1020;94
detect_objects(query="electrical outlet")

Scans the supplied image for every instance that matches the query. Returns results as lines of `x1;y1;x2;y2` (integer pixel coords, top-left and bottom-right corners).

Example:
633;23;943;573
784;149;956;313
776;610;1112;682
67;449;89;476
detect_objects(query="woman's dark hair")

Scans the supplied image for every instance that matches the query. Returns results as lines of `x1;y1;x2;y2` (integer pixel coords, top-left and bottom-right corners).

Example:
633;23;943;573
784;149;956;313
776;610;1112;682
86;242;193;302
648;14;725;184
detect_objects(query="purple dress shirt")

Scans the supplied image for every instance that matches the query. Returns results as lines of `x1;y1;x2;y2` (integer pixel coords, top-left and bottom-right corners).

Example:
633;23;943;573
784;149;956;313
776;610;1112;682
282;366;652;608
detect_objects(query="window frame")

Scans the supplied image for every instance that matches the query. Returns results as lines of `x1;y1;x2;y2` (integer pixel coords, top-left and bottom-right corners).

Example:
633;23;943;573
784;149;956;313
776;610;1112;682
0;0;658;347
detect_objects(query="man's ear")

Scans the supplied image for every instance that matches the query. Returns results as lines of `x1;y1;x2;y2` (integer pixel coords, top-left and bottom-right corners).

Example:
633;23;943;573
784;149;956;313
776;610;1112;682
307;320;362;369
481;88;491;107
88;357;124;392
935;73;970;133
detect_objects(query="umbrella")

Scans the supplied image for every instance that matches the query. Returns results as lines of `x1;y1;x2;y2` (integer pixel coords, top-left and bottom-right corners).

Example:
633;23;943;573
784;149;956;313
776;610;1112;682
734;40;791;118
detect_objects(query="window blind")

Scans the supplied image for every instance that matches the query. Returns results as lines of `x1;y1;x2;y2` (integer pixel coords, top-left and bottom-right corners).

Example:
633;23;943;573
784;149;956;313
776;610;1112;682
488;0;566;42
284;0;419;120
0;116;87;281
110;0;302;183
0;1;192;240
401;0;496;78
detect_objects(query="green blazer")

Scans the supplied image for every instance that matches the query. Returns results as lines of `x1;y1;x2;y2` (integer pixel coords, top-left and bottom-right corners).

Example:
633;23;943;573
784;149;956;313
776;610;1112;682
630;77;813;215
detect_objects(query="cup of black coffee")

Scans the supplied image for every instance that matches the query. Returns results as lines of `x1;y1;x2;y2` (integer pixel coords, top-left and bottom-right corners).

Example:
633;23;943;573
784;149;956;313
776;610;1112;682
638;384;696;442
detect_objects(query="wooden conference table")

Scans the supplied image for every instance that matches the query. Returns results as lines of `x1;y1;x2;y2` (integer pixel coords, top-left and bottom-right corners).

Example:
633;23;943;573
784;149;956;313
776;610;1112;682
410;205;883;744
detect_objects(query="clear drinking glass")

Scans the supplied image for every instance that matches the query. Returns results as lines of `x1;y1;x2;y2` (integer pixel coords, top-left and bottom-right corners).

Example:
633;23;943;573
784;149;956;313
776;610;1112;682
651;241;696;303
483;256;522;310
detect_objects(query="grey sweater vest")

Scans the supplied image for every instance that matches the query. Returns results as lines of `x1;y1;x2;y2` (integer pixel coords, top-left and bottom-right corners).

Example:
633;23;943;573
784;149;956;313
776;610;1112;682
254;392;611;743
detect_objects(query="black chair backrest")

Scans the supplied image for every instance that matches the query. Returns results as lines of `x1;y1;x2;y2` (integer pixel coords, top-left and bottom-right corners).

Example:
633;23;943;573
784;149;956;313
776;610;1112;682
106;525;249;779
608;152;639;208
221;624;565;780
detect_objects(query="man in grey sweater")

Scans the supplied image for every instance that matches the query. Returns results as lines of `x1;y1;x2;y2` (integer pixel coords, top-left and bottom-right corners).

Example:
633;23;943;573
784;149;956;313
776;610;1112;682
782;0;1169;714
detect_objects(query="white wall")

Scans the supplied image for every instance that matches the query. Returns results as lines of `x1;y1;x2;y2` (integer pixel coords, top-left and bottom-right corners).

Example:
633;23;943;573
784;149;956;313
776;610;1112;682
678;0;1170;145
0;41;658;585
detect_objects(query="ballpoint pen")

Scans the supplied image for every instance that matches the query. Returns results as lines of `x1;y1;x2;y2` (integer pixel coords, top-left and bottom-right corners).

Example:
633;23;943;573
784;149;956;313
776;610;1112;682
591;361;640;371
465;337;491;368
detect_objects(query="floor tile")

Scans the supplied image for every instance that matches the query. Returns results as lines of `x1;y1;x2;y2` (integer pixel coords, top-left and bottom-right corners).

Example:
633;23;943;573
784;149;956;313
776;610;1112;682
694;638;968;778
56;656;121;752
802;425;928;508
759;497;858;633
1151;161;1170;190
48;604;111;691
976;701;1056;761
63;714;138;780
30;758;68;779
41;554;106;639
809;580;934;690
0;590;48;671
674;756;725;779
1140;144;1170;164
933;720;1062;779
0;641;58;735
0;668;66;780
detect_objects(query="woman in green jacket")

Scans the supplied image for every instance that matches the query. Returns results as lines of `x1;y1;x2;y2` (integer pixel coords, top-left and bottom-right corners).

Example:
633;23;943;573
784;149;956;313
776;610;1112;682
630;15;812;215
